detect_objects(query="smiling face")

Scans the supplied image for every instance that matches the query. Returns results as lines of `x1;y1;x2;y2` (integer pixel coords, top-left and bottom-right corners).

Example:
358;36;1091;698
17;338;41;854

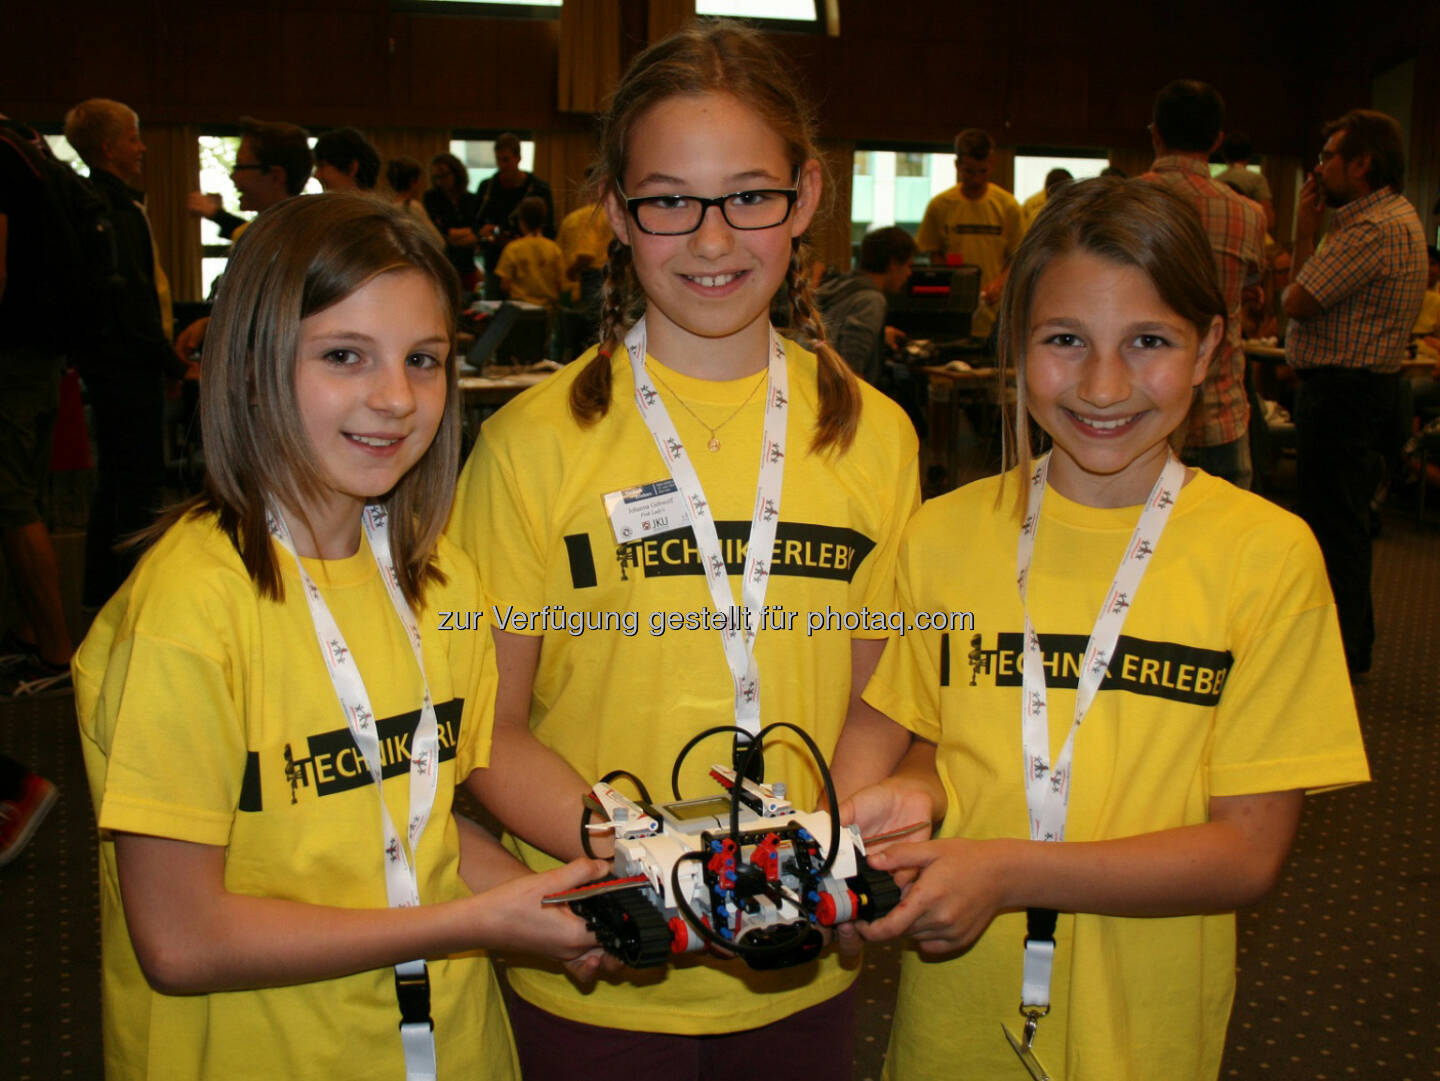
1024;250;1221;507
604;91;821;376
292;268;450;547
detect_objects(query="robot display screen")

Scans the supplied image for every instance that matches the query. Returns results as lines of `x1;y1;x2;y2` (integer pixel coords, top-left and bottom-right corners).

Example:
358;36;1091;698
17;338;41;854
663;796;738;821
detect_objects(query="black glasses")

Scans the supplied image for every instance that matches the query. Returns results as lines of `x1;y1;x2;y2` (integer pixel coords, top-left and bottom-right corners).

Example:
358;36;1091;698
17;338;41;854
620;186;798;236
232;162;267;172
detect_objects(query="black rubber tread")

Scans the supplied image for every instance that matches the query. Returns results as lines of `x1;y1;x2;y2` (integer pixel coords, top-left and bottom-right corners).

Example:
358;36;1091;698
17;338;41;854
572;887;673;968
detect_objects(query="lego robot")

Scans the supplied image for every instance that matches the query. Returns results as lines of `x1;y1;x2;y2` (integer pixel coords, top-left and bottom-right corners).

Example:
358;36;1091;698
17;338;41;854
542;722;904;970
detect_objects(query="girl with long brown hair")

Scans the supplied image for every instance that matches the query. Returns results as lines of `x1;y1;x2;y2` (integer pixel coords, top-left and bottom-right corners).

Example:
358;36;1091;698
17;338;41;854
448;21;920;1081
73;193;603;1081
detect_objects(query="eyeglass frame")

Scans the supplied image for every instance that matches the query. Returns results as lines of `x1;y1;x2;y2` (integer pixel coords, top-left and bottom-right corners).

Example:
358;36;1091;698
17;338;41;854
617;183;801;236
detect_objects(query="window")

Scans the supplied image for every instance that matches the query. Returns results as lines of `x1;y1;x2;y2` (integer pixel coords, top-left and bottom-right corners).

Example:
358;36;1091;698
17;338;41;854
696;0;820;22
850;147;954;250
448;136;536;192
44;135;87;176
1011;152;1108;206
197;134;322;299
393;0;560;15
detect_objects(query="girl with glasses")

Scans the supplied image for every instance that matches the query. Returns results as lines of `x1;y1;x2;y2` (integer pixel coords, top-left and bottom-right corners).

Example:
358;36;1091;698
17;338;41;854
447;20;920;1081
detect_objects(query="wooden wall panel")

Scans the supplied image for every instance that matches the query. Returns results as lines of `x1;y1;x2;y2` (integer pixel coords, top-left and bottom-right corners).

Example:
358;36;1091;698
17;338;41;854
2;0;1429;245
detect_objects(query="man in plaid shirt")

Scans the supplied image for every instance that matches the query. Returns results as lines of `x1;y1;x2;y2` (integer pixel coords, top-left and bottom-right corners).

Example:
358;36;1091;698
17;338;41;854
1284;109;1427;674
1144;80;1266;490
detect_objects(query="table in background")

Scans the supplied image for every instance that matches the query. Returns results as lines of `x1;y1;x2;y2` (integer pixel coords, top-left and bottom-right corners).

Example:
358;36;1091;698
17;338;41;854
917;363;1008;492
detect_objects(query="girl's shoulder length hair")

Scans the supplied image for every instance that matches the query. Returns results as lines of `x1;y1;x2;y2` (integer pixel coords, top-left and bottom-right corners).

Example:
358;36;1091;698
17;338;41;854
149;192;463;609
995;176;1228;515
569;18;863;456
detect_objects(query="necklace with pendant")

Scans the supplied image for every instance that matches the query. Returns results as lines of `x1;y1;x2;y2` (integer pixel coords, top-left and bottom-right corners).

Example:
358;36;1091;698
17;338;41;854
645;363;768;452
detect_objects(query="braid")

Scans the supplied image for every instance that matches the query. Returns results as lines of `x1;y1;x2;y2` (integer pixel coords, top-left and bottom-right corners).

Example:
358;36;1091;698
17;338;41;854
788;242;861;455
598;237;633;355
569;238;634;426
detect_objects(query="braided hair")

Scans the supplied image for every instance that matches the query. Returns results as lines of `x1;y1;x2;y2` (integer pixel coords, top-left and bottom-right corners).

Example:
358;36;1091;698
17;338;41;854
567;20;862;455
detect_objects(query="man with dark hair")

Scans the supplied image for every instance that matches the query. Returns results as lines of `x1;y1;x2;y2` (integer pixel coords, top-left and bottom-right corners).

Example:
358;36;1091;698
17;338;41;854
816;226;915;383
474;132;554;299
177;118;313;360
187;117;313;241
312;127;379;192
1215;131;1276;230
1143;78;1266;491
915;128;1021;336
1284;108;1427;674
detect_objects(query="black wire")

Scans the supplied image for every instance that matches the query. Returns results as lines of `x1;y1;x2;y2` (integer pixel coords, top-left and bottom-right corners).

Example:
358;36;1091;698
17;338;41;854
601;768;652;804
747;721;842;878
668;720;841;877
670;724;749;800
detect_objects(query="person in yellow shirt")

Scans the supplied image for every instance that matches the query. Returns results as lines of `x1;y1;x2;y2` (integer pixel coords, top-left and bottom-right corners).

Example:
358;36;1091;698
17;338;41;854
915;128;1022;336
1019;167;1073;235
494;195;565;308
839;178;1369;1081
556;200;613;304
74;194;604;1081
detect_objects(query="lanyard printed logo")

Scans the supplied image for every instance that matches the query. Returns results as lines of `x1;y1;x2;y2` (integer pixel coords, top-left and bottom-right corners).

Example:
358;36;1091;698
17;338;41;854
266;503;440;1079
623;317;788;737
1006;453;1184;1074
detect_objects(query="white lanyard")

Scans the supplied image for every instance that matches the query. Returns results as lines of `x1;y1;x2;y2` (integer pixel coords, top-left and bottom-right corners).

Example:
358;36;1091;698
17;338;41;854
1008;453;1184;1067
267;503;440;1081
623;317;788;738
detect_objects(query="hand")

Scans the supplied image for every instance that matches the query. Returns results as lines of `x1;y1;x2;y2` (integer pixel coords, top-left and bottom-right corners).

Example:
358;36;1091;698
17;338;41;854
1295;176;1324;240
447;227;477;247
479;224;497;241
883;325;907;351
480;857;607;963
187;192;223;219
174;317;209;364
841;779;936;889
857;838;1011;954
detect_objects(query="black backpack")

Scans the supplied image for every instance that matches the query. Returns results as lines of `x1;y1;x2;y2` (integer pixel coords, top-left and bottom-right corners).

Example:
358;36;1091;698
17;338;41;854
0;119;123;350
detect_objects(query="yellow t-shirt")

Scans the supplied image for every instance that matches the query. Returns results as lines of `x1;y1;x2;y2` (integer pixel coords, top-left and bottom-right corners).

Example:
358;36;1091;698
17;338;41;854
556;203;613;300
915;183;1021;335
1411;287;1440;340
495;234;565;307
448;337;920;1033
864;469;1370;1081
1020;188;1048;235
73;512;518;1081
915;182;1022;283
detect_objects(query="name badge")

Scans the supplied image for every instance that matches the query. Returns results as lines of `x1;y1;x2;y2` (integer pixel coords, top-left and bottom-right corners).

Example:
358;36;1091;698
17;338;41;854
603;480;694;544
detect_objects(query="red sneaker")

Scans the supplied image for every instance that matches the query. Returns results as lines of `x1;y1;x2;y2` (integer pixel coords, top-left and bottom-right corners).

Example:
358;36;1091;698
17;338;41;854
0;772;59;868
